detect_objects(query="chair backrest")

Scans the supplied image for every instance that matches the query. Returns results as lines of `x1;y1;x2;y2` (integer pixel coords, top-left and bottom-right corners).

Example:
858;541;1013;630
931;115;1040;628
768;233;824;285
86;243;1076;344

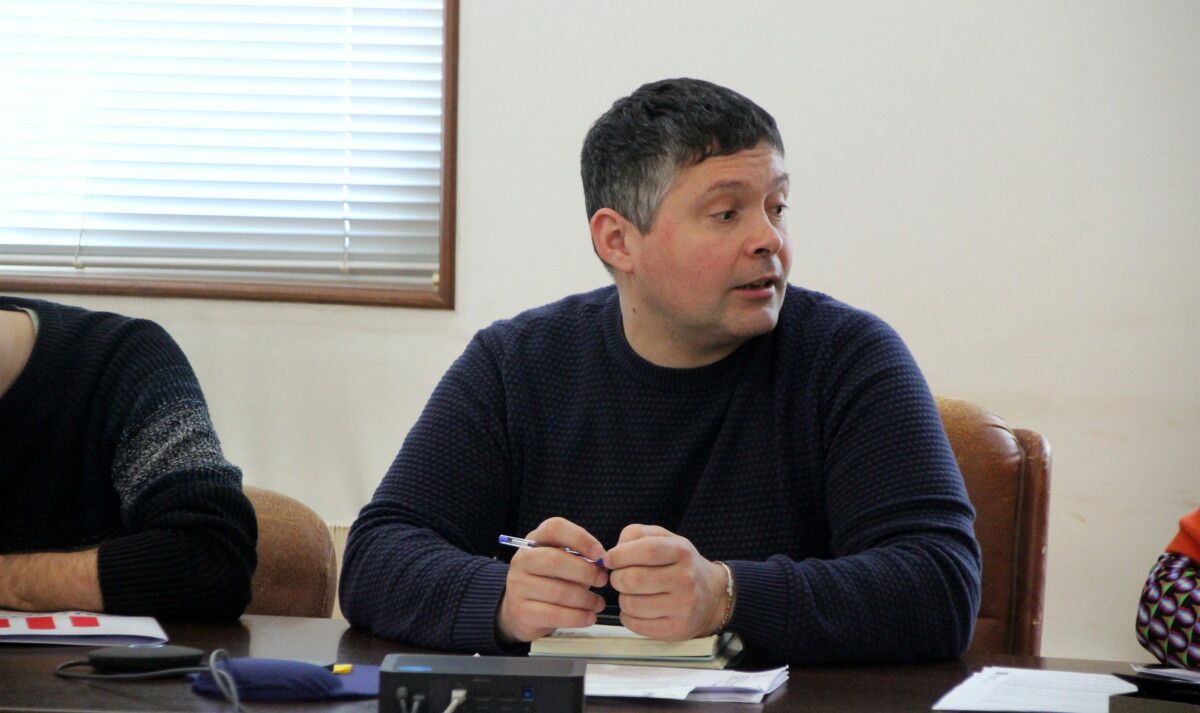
935;396;1051;656
243;485;337;618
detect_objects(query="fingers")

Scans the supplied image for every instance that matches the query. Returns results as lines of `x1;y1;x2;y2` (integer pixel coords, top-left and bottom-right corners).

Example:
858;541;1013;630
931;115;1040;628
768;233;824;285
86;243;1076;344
504;587;605;628
520;600;604;629
516;545;609;588
529;517;607;563
498;519;724;644
497;592;602;644
496;518;608;643
620;611;693;642
615;523;674;545
520;517;609;588
498;556;608;643
603;529;726;641
619;584;703;642
507;559;607;612
617;591;684;621
605;527;688;573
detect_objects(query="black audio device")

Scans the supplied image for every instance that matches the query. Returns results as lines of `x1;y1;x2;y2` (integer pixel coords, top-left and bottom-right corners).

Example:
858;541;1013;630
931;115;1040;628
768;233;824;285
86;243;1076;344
379;653;585;713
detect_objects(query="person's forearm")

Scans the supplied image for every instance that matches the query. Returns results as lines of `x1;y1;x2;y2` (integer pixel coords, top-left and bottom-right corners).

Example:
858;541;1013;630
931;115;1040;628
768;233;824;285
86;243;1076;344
340;514;512;652
727;535;979;665
0;549;103;612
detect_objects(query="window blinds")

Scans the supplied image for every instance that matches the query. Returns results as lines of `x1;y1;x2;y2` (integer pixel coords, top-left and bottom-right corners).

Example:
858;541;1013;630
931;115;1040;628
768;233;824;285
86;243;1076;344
0;0;448;294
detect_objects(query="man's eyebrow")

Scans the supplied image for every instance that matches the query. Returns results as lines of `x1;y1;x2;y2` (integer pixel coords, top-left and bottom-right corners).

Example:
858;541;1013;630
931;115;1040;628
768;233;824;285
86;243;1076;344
696;173;791;200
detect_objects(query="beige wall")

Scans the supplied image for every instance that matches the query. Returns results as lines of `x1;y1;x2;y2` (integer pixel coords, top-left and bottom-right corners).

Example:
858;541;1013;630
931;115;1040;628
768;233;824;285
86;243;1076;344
19;1;1199;661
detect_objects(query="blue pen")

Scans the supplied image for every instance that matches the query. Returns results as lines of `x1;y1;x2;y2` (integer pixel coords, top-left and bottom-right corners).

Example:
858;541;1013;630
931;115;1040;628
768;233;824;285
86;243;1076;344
498;534;606;568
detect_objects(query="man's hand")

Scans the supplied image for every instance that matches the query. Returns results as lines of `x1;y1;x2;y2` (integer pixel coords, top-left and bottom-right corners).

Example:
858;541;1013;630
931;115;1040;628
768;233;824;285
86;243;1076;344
496;517;609;644
604;524;728;641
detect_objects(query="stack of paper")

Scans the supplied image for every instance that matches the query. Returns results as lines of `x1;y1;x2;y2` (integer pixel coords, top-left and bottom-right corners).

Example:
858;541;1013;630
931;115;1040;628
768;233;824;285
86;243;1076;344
1130;663;1200;685
1112;663;1200;711
585;662;788;703
0;610;167;646
932;666;1137;713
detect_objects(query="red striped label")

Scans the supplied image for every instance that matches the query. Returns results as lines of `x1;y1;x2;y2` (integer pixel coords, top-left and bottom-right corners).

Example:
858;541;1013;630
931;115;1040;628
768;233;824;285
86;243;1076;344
26;617;55;630
69;616;100;628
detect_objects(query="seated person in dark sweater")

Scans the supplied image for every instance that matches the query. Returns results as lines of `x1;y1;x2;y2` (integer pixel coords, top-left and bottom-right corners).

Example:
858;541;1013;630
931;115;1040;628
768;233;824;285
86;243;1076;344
339;78;982;664
0;297;256;620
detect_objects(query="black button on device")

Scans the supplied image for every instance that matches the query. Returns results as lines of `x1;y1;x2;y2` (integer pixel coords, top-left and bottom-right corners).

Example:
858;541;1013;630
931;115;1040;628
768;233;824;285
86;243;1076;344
87;645;205;673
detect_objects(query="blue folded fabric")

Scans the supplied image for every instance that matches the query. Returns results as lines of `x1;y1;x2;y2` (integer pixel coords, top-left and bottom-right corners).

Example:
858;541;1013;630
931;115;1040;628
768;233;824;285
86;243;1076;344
191;658;379;702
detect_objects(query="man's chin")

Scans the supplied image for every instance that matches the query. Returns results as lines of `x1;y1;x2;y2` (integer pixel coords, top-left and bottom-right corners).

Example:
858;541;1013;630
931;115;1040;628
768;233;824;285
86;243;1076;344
727;308;782;340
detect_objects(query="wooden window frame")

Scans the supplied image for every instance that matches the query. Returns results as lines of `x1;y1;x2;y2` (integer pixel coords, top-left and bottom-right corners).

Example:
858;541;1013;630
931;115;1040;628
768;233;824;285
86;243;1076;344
0;0;459;309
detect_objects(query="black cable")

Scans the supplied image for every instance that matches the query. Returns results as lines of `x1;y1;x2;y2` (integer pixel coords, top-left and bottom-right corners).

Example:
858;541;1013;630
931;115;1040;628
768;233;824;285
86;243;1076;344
54;648;246;712
54;660;209;681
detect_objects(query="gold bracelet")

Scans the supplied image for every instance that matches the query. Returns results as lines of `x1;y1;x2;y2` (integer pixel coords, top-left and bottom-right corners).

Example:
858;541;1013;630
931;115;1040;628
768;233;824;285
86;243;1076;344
713;560;735;633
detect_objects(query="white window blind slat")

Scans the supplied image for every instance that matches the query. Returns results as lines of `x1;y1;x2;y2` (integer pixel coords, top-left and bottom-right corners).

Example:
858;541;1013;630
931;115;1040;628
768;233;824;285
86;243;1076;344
0;0;449;293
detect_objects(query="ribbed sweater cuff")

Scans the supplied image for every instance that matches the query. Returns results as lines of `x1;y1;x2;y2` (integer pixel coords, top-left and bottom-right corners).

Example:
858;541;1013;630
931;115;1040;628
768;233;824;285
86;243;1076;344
451;559;510;654
98;533;187;615
725;559;792;659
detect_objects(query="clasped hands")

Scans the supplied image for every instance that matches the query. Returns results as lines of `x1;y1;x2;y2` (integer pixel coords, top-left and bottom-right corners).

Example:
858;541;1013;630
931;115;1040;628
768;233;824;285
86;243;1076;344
496;517;728;644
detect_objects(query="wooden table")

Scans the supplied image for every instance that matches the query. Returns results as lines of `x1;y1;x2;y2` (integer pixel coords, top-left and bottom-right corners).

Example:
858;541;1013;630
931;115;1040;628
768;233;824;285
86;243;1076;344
0;615;1129;712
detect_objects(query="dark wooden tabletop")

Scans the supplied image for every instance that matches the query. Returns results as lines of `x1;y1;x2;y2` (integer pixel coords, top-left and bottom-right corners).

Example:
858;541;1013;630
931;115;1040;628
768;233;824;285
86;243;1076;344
0;615;1130;713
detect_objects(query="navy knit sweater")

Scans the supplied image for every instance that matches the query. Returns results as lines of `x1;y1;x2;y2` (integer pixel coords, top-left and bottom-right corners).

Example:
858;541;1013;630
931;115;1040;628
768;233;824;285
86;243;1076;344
340;285;981;664
0;297;256;620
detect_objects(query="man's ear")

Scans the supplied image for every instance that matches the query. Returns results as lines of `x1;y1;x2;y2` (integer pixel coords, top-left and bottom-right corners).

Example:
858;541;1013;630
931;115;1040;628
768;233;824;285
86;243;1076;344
589;208;637;275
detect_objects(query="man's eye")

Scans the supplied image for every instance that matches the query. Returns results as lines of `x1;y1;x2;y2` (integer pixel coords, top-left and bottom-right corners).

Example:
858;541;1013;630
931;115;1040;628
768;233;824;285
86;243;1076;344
772;203;788;216
716;210;737;221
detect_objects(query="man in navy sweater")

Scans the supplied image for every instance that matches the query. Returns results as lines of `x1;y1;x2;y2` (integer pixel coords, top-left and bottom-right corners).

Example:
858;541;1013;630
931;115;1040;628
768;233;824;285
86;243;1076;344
0;298;256;620
340;78;981;664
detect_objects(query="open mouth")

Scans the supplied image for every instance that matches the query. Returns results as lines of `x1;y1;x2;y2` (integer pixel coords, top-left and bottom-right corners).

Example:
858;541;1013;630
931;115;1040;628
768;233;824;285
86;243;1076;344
736;278;776;290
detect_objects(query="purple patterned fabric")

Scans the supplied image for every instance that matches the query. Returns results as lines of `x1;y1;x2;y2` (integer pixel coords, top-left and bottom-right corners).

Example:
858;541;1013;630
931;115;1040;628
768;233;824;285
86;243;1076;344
1137;552;1200;671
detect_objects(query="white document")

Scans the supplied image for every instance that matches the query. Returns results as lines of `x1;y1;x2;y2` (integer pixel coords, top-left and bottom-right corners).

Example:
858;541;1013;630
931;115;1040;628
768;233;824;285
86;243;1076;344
0;610;167;646
585;662;788;703
932;666;1137;713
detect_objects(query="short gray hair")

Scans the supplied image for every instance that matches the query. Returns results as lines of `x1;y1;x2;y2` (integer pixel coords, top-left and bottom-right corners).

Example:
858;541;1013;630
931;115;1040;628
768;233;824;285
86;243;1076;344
581;78;784;235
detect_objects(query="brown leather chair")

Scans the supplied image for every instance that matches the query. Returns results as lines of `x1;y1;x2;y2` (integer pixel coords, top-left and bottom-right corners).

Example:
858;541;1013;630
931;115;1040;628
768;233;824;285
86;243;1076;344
936;396;1051;656
243;485;337;618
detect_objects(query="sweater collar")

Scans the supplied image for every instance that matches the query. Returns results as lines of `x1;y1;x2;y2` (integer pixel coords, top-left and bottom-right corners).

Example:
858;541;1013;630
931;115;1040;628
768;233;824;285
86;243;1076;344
600;288;760;394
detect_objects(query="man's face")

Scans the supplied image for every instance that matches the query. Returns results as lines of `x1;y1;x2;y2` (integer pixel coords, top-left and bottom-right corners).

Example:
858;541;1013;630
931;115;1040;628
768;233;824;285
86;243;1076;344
622;144;791;365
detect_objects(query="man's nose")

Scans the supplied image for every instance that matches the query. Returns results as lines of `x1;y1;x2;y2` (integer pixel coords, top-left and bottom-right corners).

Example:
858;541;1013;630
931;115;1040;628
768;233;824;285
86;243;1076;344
748;213;785;256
